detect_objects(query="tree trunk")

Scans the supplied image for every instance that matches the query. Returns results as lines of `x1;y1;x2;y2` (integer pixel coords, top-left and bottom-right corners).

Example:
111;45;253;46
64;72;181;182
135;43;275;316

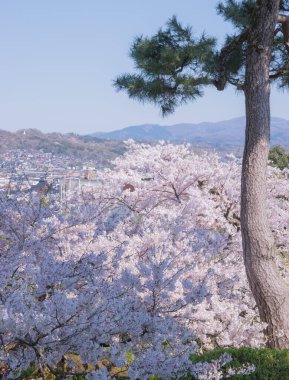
241;0;289;348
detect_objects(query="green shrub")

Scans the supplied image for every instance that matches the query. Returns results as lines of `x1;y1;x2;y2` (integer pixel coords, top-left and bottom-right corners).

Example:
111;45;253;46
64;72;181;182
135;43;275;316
269;145;289;170
188;347;289;379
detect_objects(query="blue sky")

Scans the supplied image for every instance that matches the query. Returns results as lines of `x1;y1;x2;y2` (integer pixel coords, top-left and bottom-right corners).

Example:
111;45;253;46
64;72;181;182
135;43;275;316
0;1;288;134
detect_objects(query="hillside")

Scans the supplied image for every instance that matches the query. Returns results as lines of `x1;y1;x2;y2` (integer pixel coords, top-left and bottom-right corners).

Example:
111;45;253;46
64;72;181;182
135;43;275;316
0;129;125;162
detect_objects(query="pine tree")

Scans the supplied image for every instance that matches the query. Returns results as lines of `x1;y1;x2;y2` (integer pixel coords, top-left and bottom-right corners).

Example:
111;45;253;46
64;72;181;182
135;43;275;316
115;0;289;348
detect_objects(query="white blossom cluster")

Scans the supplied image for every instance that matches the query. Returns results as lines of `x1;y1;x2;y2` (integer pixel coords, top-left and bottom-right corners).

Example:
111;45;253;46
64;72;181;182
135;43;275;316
0;142;288;379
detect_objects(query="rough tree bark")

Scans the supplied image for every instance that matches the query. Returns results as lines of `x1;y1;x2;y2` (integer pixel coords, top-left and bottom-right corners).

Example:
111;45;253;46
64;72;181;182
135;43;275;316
241;0;289;348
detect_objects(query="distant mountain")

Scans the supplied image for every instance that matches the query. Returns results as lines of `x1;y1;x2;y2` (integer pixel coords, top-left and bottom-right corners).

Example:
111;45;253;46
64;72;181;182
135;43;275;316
2;116;288;161
0;128;125;161
93;117;289;150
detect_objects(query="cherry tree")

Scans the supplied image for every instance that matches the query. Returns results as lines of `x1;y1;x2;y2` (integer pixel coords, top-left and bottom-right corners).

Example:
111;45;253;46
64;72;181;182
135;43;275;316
1;142;289;378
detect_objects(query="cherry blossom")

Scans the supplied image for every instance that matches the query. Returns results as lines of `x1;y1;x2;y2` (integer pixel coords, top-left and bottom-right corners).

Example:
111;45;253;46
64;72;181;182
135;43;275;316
1;142;288;379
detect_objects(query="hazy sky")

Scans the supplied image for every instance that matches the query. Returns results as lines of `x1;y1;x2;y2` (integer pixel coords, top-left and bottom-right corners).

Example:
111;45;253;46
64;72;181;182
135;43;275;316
1;1;288;134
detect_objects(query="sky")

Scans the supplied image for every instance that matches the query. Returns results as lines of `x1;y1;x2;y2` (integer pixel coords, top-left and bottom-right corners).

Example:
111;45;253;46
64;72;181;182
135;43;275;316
0;1;289;135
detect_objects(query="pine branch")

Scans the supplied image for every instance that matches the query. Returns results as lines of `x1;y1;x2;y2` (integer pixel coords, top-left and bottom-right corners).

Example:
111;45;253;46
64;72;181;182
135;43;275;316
214;29;248;91
278;14;289;54
269;66;289;79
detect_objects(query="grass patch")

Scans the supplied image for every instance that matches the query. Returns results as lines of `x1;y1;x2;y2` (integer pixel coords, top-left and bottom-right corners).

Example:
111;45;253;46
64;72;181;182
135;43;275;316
189;347;289;379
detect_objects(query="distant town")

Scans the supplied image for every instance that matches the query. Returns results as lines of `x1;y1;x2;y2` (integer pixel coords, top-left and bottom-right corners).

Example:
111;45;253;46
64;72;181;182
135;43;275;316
0;128;127;196
0;148;113;199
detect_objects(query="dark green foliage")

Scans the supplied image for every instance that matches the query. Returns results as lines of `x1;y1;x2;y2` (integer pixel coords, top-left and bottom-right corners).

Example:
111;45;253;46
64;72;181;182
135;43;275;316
269;145;289;169
280;0;289;11
223;35;245;75
216;0;256;30
115;1;289;114
114;17;216;115
189;347;289;380
270;35;289;89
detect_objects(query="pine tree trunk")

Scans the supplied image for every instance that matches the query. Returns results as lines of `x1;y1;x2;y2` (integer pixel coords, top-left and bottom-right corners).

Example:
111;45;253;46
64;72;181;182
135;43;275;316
241;0;289;348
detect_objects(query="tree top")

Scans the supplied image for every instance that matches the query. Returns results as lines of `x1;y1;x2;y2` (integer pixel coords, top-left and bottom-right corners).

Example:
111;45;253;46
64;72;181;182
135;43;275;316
114;0;289;115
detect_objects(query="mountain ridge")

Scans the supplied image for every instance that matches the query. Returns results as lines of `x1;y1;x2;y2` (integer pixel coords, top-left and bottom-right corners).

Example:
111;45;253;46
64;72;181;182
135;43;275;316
92;116;289;149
